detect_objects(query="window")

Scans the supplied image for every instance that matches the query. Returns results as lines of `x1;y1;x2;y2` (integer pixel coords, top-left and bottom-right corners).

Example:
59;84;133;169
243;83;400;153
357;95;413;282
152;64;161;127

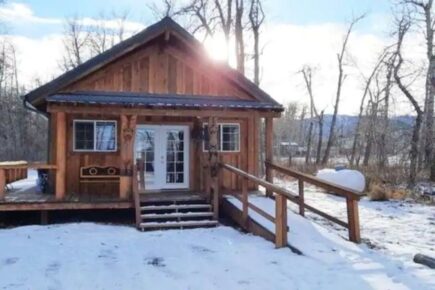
74;120;117;152
203;123;240;152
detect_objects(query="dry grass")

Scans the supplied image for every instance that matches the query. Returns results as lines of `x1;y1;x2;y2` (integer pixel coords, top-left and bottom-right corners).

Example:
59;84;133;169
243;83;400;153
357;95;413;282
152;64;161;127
367;182;409;201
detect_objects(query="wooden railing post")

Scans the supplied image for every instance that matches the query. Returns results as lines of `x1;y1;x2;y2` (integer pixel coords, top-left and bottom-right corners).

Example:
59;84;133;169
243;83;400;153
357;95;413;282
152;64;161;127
346;197;361;243
0;168;5;200
132;165;141;228
265;117;274;197
242;176;249;227
275;194;288;248
298;179;305;216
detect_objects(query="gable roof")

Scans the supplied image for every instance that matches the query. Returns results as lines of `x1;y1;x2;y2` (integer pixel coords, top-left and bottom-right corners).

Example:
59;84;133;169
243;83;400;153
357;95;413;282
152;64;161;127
24;17;282;111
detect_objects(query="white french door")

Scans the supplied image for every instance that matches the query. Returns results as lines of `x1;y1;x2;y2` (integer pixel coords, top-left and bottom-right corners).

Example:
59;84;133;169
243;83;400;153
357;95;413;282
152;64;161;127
135;125;189;191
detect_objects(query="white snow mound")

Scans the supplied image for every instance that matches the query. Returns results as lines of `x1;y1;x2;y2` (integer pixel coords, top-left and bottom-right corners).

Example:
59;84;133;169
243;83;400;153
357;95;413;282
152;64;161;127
316;168;365;192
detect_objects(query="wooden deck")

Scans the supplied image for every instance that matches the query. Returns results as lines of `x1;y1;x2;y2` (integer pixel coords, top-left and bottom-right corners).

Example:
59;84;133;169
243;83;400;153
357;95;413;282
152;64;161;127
0;184;205;212
0;183;132;211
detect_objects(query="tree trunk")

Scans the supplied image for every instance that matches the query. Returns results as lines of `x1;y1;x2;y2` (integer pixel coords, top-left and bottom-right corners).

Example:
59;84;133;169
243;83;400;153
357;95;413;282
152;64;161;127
235;0;245;74
305;121;313;164
315;111;324;164
410;113;423;186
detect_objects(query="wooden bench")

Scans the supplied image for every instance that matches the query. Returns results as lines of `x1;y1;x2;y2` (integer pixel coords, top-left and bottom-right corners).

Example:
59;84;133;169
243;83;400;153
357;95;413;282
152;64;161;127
79;166;121;184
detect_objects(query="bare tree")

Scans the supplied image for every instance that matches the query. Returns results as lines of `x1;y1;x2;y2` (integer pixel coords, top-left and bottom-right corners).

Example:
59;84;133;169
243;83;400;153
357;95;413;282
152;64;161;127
400;0;434;176
87;11;130;56
392;15;424;186
249;0;265;85
300;65;324;164
234;0;245;73
182;0;216;37
322;14;365;165
349;50;388;166
148;0;181;18
61;15;90;71
214;0;233;61
377;53;395;168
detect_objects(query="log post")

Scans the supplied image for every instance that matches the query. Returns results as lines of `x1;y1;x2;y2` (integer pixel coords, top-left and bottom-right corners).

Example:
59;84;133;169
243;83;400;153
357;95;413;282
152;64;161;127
55;112;66;200
346;197;361;243
208;116;220;220
137;153;145;192
298;179;305;216
275;194;288;248
242;177;249;227
132;165;141;228
0;169;5;200
265;117;274;197
119;115;137;199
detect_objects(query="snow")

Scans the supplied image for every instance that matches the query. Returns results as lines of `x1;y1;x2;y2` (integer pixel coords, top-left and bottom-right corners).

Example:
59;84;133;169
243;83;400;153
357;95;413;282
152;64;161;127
316;168;366;192
0;161;27;166
0;223;405;290
1;172;434;289
227;195;435;290
7;169;38;193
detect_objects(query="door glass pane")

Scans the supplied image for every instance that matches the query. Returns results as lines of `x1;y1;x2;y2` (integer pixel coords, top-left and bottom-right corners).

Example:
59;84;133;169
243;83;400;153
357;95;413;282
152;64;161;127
135;128;155;189
166;129;184;184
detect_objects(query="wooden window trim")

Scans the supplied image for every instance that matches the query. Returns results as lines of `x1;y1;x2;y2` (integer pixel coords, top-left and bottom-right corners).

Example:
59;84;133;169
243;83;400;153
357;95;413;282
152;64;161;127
202;123;240;153
73;120;118;152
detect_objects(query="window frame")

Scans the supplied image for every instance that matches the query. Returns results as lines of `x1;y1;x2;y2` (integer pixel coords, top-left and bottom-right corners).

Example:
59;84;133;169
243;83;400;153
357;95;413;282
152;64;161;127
202;122;240;153
73;120;118;152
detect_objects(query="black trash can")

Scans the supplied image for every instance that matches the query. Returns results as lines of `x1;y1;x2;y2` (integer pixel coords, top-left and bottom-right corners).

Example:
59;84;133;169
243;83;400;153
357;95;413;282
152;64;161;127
37;169;49;194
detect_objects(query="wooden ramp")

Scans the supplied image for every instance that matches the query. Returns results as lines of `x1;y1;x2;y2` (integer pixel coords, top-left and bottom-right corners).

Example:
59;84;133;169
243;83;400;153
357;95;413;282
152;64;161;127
219;162;364;248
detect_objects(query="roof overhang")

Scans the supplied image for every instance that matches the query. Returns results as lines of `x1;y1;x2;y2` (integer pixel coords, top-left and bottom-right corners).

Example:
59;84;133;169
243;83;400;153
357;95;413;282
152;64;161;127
46;91;284;112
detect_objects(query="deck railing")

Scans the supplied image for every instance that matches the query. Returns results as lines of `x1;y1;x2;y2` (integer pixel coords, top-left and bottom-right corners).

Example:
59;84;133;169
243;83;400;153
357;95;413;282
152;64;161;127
221;162;364;247
0;163;57;200
266;162;364;243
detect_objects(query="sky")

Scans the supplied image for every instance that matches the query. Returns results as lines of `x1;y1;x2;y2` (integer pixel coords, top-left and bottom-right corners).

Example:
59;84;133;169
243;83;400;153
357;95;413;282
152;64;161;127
0;0;426;115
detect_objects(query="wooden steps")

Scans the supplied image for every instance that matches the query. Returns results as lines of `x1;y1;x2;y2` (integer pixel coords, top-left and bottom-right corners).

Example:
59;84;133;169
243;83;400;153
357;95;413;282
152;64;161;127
139;220;218;230
135;194;217;231
140;204;212;211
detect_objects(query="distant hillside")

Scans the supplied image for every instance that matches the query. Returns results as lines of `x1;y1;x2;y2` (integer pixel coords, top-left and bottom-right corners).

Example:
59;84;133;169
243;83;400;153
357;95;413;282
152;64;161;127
304;114;414;137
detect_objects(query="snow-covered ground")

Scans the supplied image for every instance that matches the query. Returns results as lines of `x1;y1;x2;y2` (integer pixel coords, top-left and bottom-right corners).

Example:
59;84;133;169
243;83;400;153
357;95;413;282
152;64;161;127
228;195;435;290
0;223;413;290
0;172;434;289
270;179;435;286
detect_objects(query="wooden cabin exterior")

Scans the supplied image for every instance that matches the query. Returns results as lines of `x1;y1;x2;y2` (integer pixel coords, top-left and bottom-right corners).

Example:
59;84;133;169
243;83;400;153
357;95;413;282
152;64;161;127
22;17;282;202
0;18;365;246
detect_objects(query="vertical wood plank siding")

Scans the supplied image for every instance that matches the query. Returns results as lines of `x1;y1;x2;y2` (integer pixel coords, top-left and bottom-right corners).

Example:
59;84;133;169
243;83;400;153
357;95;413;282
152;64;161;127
56;38;262;197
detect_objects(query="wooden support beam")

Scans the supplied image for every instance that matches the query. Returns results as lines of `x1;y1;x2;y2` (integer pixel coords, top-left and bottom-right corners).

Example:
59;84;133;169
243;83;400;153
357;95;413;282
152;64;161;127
265;117;274;197
55;112;66;200
0;169;5;200
242;177;248;227
40;210;48;225
208;116;220;220
119;114;137;199
298;179;305;216
275;194;288;248
346;197;361;243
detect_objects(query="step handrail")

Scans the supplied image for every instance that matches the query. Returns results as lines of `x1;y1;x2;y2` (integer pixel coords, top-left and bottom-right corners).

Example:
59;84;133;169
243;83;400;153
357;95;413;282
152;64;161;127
265;161;362;243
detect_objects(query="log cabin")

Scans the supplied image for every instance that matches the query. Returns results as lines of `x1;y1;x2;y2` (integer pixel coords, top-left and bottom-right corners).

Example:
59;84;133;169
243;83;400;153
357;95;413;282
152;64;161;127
0;17;283;230
0;18;364;247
